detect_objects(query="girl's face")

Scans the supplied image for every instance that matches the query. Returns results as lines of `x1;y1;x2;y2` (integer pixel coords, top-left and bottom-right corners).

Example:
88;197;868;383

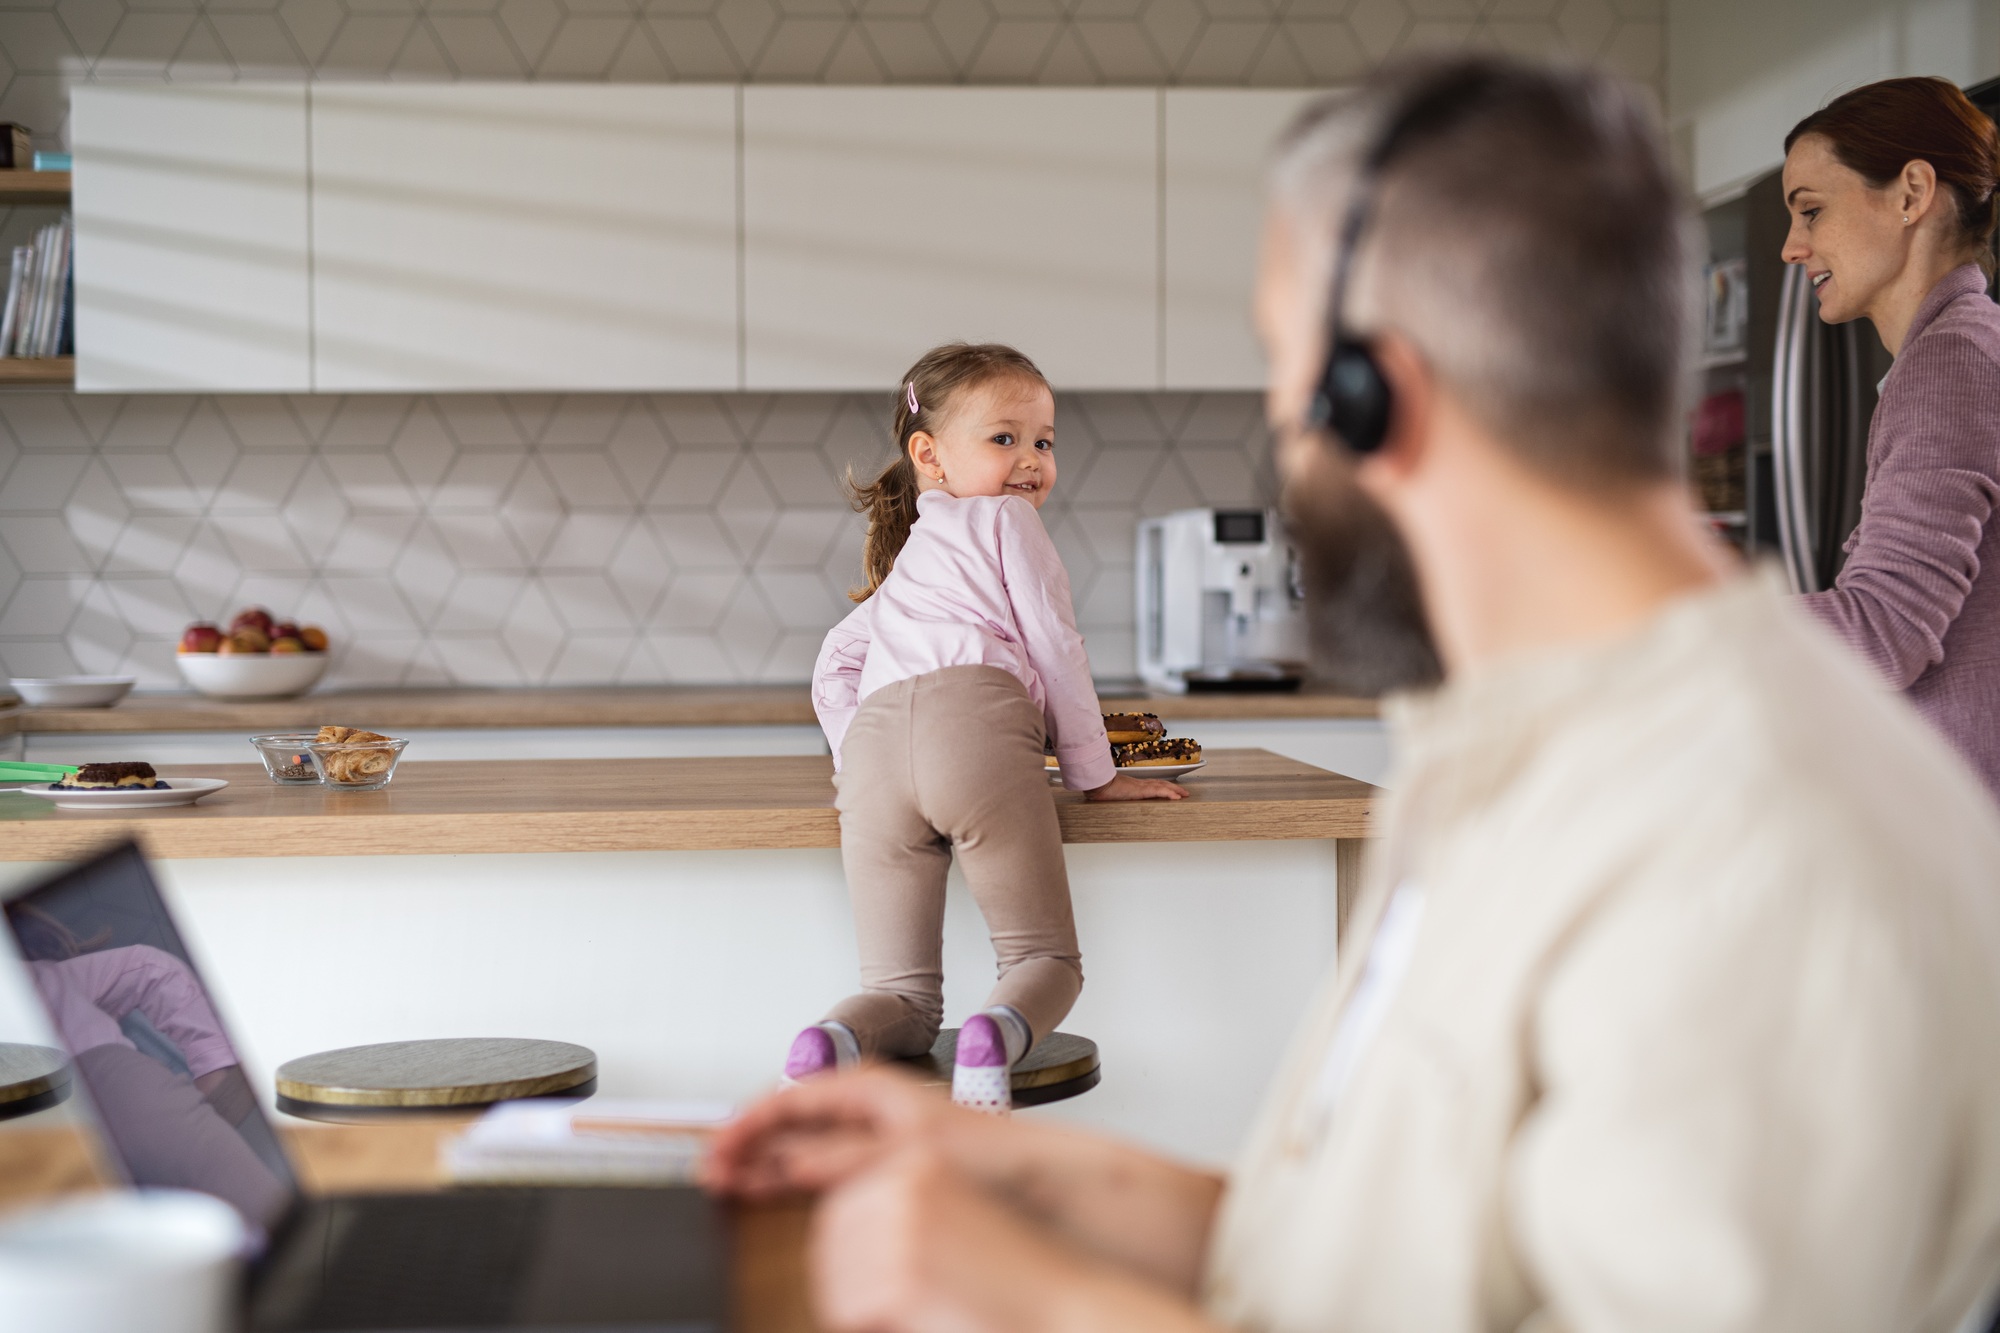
908;376;1058;510
1780;133;1921;326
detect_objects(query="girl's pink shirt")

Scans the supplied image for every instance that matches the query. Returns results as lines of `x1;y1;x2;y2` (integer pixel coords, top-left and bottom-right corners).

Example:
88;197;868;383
813;490;1116;791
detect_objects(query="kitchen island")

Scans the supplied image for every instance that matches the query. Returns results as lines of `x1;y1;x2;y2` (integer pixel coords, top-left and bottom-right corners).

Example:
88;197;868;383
0;750;1374;1165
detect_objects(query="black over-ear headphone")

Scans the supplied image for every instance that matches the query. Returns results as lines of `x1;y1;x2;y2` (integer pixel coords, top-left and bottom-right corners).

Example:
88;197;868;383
1307;71;1498;455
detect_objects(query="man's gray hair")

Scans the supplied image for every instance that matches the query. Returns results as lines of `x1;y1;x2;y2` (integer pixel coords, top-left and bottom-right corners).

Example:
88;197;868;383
1272;55;1699;488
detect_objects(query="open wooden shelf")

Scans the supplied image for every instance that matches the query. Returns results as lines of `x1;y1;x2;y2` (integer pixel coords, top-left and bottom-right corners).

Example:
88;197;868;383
0;357;73;385
0;171;68;206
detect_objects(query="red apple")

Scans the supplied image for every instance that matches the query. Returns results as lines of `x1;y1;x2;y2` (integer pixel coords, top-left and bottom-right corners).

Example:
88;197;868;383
271;621;301;642
229;607;274;636
178;622;222;654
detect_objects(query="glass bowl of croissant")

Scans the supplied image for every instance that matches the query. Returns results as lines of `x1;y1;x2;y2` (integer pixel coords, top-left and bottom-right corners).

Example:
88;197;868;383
304;726;408;791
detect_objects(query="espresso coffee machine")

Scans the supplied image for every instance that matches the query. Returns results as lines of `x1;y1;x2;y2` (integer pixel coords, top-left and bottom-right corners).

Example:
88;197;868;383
1135;508;1308;693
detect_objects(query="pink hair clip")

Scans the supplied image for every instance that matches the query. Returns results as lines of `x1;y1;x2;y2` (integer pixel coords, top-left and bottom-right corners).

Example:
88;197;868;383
905;382;920;415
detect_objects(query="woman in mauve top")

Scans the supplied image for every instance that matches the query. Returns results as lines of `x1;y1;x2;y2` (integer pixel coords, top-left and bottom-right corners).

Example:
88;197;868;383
789;343;1184;1110
1781;77;2000;798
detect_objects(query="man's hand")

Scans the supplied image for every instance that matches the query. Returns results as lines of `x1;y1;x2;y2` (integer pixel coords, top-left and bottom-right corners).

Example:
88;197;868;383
704;1067;995;1200
813;1147;1221;1333
1087;773;1189;802
707;1068;1230;1298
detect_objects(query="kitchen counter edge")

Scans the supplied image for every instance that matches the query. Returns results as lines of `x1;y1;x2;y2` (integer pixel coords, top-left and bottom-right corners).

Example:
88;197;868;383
1;685;1381;735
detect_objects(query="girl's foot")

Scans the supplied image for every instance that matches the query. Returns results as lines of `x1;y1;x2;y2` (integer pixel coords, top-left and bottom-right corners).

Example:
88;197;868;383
951;1013;1012;1114
784;1022;858;1083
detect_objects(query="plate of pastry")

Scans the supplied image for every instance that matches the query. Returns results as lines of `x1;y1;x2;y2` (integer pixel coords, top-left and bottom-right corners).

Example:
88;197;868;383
16;763;228;809
1046;722;1206;782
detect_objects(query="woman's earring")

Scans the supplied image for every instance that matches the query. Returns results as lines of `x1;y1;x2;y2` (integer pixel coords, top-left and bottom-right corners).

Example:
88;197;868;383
1904;215;1911;224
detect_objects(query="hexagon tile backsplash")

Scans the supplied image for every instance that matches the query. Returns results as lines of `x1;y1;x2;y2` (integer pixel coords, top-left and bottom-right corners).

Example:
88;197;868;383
0;390;1274;689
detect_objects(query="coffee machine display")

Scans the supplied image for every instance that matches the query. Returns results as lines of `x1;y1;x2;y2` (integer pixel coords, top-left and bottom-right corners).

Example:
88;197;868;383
1136;508;1308;693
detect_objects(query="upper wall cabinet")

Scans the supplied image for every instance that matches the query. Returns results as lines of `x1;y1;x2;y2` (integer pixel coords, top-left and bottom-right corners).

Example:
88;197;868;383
74;85;313;392
311;85;739;392
72;84;1312;394
742;88;1158;391
1162;89;1320;391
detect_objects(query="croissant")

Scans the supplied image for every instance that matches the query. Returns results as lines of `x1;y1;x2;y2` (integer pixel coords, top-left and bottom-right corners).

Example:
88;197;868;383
314;725;396;784
315;725;390;745
328;749;393;782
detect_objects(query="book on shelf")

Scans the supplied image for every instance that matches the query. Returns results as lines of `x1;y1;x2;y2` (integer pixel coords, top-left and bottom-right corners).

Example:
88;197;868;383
0;246;26;352
0;212;71;359
0;125;30;170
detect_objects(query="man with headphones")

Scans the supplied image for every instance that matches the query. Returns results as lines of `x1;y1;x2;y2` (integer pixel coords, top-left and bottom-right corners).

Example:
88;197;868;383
705;54;2000;1332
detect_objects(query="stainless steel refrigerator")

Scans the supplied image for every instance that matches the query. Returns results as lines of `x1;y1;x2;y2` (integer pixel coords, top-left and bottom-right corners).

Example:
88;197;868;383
1699;170;1889;591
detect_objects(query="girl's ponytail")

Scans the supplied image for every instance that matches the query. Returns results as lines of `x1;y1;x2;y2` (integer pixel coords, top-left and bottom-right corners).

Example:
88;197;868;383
845;342;1048;602
845;452;921;603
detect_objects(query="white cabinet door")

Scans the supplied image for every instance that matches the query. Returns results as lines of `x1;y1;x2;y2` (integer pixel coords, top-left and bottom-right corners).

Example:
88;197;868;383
1163;89;1320;390
743;88;1157;391
311;84;739;392
73;85;312;392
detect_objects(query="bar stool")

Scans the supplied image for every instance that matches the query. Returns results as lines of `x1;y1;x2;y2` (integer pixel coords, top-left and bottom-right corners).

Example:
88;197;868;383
896;1030;1100;1107
275;1038;596;1123
0;1043;71;1121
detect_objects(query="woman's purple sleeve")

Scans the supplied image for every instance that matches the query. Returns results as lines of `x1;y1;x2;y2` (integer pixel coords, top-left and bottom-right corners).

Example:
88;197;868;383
69;945;239;1080
1801;331;2000;688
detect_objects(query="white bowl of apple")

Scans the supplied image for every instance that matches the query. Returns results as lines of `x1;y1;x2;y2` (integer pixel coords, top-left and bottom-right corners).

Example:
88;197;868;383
176;609;331;700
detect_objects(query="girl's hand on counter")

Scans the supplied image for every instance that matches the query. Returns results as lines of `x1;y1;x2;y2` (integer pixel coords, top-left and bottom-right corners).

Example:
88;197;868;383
1086;774;1188;802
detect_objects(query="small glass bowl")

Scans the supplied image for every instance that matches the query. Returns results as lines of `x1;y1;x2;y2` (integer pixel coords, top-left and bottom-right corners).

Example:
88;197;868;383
305;737;409;792
247;733;323;784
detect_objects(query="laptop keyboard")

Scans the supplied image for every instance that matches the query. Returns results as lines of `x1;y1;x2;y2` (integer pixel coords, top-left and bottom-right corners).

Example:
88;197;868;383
287;1192;547;1330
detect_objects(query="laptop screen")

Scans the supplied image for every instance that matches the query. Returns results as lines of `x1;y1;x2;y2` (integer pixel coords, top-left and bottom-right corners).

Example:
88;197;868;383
4;842;300;1237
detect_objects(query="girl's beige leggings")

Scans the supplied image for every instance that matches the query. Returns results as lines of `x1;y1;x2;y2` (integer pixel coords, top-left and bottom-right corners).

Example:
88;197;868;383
827;664;1083;1059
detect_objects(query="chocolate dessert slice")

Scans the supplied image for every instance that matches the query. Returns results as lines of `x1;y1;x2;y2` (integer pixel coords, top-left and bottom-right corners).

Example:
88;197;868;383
1102;712;1166;743
1111;738;1202;767
56;762;166;790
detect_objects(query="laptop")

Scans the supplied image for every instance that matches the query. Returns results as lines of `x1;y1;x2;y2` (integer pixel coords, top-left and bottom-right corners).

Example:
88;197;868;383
3;841;730;1332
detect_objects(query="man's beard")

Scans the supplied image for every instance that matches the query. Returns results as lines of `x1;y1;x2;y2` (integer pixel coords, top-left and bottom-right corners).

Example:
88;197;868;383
1279;437;1442;697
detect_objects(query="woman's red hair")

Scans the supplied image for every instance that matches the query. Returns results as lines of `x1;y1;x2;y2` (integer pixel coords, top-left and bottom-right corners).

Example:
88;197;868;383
1787;76;2000;249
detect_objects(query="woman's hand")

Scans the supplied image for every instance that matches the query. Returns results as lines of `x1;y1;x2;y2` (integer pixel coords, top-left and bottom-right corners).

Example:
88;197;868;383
704;1067;1004;1200
1087;773;1189;802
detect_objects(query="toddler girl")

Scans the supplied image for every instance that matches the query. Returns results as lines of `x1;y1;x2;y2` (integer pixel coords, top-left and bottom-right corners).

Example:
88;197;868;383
789;342;1186;1110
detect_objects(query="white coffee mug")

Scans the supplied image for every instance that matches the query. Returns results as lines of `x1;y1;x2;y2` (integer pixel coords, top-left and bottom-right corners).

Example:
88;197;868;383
0;1189;247;1333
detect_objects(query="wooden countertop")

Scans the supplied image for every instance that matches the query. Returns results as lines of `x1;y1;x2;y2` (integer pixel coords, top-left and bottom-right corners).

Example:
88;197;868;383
0;1119;817;1333
0;749;1373;861
0;684;1379;734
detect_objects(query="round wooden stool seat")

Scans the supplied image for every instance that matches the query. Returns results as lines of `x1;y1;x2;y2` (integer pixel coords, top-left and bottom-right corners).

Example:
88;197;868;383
275;1038;596;1123
895;1031;1100;1107
0;1043;71;1122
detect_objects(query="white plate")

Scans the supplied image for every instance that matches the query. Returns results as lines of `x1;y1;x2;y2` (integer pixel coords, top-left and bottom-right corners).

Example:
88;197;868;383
1048;760;1207;782
8;676;136;708
13;778;229;809
1115;760;1206;781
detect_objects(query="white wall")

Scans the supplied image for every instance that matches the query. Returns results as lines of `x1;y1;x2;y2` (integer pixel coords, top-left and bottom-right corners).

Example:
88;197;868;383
1669;0;2000;201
